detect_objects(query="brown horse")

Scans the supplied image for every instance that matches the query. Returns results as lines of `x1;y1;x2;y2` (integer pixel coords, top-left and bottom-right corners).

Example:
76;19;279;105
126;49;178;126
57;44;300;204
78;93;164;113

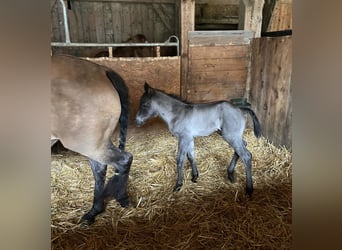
51;54;133;225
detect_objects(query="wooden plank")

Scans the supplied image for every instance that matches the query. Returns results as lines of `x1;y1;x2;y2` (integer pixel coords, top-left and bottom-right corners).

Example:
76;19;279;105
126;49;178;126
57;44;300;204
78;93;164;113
103;2;114;42
249;36;292;149
189;70;247;84
180;0;195;100
111;2;122;42
50;1;61;42
72;1;84;42
239;0;264;38
75;0;177;3
152;3;172;32
67;5;79;42
121;3;131;41
186;82;245;103
80;2;91;42
196;17;239;25
190;58;248;72
196;0;239;4
94;3;105;43
189;45;249;59
189;30;253;45
267;2;292;31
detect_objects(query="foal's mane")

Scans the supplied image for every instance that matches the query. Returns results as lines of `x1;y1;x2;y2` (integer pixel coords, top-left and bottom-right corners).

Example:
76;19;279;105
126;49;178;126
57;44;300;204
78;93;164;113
156;89;190;104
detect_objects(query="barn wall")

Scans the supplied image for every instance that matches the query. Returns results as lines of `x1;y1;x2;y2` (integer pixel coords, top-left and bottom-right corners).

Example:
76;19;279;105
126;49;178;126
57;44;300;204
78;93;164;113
51;0;179;43
249;36;292;149
184;31;253;103
87;57;180;121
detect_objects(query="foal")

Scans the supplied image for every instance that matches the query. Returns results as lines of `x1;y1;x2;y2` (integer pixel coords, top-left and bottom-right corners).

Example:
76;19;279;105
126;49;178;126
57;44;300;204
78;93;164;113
135;83;261;196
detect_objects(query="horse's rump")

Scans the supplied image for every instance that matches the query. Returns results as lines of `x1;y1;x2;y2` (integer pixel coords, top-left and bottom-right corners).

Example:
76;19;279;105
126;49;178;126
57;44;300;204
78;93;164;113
51;55;121;162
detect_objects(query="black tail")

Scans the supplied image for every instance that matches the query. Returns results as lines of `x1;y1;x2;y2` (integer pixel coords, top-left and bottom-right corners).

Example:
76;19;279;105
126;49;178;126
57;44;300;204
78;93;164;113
106;70;129;150
240;107;262;138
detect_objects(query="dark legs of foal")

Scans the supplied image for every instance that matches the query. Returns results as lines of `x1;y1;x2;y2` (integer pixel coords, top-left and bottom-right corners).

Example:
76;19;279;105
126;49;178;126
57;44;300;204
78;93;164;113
226;140;253;197
80;147;133;225
174;137;198;192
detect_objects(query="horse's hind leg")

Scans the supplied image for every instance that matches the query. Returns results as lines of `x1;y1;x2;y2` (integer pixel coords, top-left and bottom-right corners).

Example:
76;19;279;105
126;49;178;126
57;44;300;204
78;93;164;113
224;137;253;197
103;143;133;207
80;159;107;225
227;140;247;183
187;139;199;183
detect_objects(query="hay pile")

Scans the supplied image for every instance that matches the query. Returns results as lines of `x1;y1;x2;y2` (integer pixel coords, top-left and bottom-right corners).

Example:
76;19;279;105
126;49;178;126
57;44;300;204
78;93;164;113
51;126;292;249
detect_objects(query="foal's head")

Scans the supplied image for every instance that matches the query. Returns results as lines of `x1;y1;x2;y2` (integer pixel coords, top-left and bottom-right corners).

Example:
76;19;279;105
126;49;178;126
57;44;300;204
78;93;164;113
135;82;157;126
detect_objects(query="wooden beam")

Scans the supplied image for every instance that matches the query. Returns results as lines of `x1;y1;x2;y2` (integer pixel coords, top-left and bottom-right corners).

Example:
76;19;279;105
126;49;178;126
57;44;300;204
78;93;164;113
238;0;264;38
180;0;195;100
74;0;177;3
196;0;240;4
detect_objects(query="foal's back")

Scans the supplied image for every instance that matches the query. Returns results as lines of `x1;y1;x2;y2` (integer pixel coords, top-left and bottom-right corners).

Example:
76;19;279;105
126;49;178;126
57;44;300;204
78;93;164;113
177;101;246;137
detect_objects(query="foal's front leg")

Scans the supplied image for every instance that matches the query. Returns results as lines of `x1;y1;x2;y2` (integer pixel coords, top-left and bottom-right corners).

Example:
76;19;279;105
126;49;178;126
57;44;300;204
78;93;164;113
174;136;191;192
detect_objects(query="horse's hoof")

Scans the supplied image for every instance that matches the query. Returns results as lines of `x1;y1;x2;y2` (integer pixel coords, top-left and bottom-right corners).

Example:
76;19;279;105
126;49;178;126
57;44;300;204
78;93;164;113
173;185;182;192
245;187;253;198
117;197;130;208
191;175;198;183
79;215;95;226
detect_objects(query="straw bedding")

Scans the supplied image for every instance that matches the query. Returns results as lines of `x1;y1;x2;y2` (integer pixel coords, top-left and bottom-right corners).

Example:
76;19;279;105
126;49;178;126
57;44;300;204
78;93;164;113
51;126;292;249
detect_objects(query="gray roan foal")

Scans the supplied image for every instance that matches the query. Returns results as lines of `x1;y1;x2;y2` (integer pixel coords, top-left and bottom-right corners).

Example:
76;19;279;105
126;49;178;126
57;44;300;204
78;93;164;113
135;83;261;197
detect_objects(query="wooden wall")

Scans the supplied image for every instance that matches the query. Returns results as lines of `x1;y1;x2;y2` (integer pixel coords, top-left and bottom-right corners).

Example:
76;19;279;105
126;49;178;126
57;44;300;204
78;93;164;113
51;0;179;43
87;57;180;121
262;0;292;32
249;36;292;149
183;31;253;103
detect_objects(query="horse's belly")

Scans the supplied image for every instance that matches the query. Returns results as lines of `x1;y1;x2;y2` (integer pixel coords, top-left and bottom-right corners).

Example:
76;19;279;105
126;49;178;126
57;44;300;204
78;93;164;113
190;121;221;137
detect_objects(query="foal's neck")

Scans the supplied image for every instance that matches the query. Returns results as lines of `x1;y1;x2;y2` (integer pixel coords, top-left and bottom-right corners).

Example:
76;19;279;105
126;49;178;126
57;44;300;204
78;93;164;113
154;91;185;125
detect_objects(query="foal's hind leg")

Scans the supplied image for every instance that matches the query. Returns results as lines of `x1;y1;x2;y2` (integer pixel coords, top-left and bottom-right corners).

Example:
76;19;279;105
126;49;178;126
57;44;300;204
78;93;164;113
187;139;199;183
227;140;247;183
80;159;107;225
225;138;253;197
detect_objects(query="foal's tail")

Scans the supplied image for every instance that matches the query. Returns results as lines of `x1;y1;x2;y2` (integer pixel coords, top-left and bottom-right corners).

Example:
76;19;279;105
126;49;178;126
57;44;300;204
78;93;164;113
106;70;130;150
240;107;262;138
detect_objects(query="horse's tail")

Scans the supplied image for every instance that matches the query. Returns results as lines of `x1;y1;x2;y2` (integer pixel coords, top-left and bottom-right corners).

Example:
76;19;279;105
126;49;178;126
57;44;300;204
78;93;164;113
240;107;262;138
106;70;129;150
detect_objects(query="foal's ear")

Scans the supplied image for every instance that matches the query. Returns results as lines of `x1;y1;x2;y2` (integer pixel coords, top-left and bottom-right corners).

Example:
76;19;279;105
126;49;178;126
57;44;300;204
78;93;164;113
144;82;154;94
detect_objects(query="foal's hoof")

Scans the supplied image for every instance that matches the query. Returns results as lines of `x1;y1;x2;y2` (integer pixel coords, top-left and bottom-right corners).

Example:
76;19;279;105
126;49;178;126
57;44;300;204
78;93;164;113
173;184;182;192
228;173;235;183
117;197;130;208
245;187;253;198
191;174;198;183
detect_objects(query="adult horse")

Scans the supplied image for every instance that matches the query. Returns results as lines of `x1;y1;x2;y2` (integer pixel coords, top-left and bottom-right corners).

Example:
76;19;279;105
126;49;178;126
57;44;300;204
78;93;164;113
51;54;133;225
135;83;261;197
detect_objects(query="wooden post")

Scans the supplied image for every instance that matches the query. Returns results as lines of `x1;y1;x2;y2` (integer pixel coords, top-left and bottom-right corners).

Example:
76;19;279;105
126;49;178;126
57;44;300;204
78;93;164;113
239;0;264;38
179;0;195;100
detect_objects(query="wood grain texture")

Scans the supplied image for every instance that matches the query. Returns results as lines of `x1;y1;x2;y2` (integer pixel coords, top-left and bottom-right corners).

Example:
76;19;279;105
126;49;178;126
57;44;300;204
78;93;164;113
184;32;252;103
249;36;292;149
51;0;179;43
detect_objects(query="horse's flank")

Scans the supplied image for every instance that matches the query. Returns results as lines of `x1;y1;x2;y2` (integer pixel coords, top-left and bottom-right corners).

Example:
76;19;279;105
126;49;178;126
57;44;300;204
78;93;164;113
51;55;121;164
